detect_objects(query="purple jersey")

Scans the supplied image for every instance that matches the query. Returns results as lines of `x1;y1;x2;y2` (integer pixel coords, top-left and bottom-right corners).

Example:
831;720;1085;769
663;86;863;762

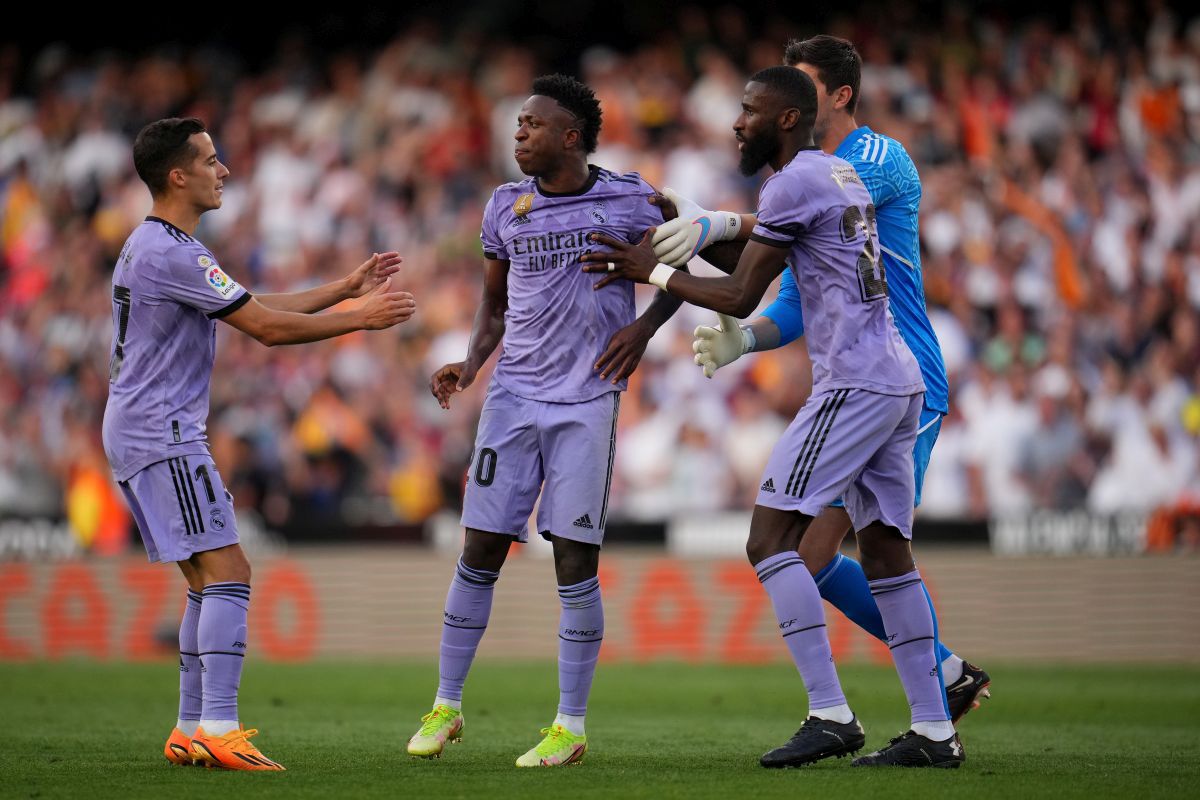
481;165;662;403
750;150;924;398
102;217;250;481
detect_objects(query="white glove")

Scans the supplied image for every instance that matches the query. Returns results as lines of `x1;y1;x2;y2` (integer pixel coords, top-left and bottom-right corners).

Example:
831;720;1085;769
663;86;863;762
693;314;754;378
652;188;743;267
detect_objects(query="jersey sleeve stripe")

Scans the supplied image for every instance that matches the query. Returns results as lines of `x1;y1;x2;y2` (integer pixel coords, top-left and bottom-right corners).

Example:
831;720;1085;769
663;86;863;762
749;232;792;248
757;220;802;236
206;292;252;319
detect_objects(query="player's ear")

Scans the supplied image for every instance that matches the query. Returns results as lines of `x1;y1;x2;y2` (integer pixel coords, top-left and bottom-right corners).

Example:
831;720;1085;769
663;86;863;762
832;84;854;112
563;126;582;151
168;167;187;190
779;107;801;132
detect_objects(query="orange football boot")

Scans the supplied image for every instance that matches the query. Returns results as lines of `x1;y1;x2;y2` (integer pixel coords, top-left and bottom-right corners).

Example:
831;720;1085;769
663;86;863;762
190;727;286;771
164;728;195;766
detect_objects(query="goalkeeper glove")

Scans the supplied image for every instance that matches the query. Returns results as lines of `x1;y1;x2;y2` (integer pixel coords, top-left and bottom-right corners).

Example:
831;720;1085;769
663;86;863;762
693;314;754;378
652;188;742;267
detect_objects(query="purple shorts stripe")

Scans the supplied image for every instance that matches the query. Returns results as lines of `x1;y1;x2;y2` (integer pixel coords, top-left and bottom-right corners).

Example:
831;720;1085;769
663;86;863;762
118;454;239;563
757;389;923;539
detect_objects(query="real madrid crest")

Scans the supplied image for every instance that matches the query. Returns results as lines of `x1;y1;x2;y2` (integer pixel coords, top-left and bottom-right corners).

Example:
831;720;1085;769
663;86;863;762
590;201;609;225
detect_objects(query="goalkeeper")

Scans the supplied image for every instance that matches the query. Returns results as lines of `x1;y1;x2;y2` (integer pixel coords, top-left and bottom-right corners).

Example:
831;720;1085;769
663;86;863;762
648;35;990;725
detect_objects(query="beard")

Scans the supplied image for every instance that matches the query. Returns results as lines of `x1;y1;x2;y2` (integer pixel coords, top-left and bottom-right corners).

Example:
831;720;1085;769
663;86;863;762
737;129;780;176
811;114;831;148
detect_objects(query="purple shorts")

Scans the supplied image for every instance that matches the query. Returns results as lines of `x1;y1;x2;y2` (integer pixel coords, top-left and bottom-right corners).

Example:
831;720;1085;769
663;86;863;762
460;383;620;545
756;388;923;538
119;454;240;563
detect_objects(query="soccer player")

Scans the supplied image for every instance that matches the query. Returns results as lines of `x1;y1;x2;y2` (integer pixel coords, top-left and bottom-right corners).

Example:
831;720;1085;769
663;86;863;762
584;65;965;767
104;117;416;771
655;35;990;725
407;74;681;768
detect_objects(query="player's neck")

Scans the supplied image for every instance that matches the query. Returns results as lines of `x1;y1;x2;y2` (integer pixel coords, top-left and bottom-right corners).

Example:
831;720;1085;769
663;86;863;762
535;160;592;195
819;114;860;155
149;199;202;236
772;136;819;172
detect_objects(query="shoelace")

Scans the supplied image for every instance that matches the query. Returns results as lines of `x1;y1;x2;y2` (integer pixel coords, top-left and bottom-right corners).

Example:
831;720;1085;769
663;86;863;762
418;709;456;736
222;728;259;748
534;726;572;756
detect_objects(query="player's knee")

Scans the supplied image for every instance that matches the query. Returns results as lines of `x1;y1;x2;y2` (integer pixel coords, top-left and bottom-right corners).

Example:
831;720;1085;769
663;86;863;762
856;524;913;579
551;538;599;585
225;551;252;584
461;529;511;573
797;535;838;575
193;544;251;585
857;551;887;581
745;533;781;566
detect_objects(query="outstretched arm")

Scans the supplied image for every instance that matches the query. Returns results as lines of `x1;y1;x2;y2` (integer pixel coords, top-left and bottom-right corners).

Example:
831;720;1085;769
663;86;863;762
649;187;754;274
694;240;747;275
758;267;804;345
255;252;403;313
583;230;788;319
221;279;415;346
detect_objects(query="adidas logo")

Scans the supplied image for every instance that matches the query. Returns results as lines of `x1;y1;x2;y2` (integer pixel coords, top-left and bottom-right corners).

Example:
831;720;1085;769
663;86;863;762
761;478;776;493
573;514;594;529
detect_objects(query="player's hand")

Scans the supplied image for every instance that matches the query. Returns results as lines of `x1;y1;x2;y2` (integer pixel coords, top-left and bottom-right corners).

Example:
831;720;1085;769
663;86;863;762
359;277;416;329
430;360;479;409
693;314;750;379
344;251;403;298
651;189;739;267
596;319;653;383
581;229;659;290
648;191;679;222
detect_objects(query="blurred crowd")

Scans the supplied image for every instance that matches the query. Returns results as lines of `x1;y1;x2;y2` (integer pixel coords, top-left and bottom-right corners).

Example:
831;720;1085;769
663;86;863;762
2;2;1199;551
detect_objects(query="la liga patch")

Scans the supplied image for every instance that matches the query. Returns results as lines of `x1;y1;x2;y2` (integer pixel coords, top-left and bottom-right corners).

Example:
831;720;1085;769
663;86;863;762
204;261;240;298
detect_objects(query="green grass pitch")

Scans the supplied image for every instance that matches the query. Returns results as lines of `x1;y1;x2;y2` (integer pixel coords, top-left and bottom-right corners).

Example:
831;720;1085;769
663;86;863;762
3;661;1198;799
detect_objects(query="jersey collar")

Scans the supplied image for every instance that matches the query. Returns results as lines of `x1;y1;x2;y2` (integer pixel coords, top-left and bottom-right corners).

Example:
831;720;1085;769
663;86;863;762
535;164;600;197
834;126;874;160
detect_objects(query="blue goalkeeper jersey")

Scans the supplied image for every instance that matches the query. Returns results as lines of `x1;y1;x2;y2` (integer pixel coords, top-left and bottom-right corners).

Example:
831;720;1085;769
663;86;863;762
760;126;949;415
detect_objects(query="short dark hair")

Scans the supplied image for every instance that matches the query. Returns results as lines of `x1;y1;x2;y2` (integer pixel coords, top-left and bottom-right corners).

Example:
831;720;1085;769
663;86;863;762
783;35;862;115
132;117;207;196
531;74;602;154
748;65;818;132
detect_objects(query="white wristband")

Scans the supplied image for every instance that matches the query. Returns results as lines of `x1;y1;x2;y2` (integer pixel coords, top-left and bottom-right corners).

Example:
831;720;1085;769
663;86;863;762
721;212;743;241
649;263;676;291
740;325;756;354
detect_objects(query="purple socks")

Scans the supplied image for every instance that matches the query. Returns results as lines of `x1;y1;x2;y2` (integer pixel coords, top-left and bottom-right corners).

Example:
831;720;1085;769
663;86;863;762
178;589;203;724
869;570;950;723
557;576;604;716
437;558;500;702
197;582;250;722
754;552;846;710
